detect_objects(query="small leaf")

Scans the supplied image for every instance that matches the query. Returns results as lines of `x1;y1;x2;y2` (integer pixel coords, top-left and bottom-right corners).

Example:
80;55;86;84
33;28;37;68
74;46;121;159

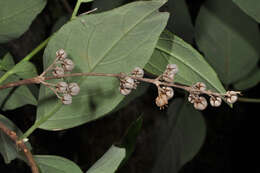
166;0;194;43
0;114;31;164
34;155;83;173
195;0;260;85
0;53;37;110
12;61;38;78
119;116;143;167
37;0;169;130
0;53;15;71
175;102;206;166
145;30;226;94
234;67;260;90
233;0;260;23
0;0;47;43
86;145;125;173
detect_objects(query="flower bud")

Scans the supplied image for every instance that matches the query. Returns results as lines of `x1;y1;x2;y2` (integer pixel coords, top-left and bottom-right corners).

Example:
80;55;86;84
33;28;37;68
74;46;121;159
121;76;136;89
68;83;80;96
56;49;67;60
194;96;207;110
52;67;64;77
225;91;238;104
56;82;68;93
155;94;168;109
62;59;74;71
194;82;206;91
162;87;174;100
131;67;144;78
188;94;197;103
119;87;131;95
62;94;72;105
166;64;178;74
210;96;222;107
162;72;175;83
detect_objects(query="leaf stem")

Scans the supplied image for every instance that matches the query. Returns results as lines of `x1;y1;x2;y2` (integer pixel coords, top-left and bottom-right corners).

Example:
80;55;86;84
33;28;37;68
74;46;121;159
238;97;260;103
0;121;39;173
0;37;50;84
71;0;94;20
20;102;62;139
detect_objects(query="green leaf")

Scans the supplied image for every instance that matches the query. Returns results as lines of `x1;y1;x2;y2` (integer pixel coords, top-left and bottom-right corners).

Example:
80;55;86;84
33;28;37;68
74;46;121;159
234;67;260;90
151;99;184;173
37;0;169;130
233;0;260;23
0;53;15;71
175;102;206;166
0;0;47;43
34;155;83;173
0;53;37;110
145;30;226;94
195;0;260;85
12;61;38;78
119;116;143;167
86;145;125;173
166;0;194;43
0;114;31;164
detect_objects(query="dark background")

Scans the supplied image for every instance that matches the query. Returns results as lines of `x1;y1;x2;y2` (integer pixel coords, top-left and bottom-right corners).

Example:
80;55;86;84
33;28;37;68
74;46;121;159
0;0;259;173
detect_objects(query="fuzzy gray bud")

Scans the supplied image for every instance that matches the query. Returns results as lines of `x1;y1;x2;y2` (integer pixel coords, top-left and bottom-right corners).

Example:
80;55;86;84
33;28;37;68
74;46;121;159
62;94;72;105
68;83;80;96
56;82;68;93
52;67;64;77
131;67;144;78
56;49;67;60
62;59;74;71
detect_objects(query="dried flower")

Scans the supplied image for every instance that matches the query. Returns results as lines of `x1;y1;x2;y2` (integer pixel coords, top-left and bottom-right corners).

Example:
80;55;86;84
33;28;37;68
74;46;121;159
166;64;178;74
131;67;144;78
193;82;206;91
119;87;131;95
62;94;72;105
56;82;68;93
155;94;168;109
68;83;80;96
225;91;238;104
62;59;74;72
194;96;207;110
210;96;222;107
188;94;198;103
52;67;64;76
120;76;136;89
162;87;174;100
56;49;67;60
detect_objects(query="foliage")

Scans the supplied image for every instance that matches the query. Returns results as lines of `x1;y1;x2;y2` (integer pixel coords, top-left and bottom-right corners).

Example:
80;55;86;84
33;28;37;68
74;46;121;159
0;0;259;173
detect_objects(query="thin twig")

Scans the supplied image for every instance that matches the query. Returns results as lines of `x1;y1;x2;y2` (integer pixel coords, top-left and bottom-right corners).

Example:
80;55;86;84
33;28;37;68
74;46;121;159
0;122;39;173
0;72;230;97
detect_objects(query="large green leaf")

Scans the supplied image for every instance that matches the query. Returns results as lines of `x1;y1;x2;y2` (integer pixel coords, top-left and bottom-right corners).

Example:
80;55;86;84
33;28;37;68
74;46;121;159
119;116;143;167
234;67;260;90
0;0;47;43
195;0;260;85
34;155;83;173
0;114;31;164
0;53;37;110
145;30;226;94
166;0;194;43
86;145;125;173
37;0;169;130
175;102;206;166
233;0;260;23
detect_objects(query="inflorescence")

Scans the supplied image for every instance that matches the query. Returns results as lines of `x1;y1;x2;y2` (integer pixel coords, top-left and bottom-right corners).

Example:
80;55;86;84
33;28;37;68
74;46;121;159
33;49;241;110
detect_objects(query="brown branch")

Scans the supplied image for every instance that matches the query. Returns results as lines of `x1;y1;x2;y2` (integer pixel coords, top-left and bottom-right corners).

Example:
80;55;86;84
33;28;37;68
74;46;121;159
0;72;231;97
0;121;39;173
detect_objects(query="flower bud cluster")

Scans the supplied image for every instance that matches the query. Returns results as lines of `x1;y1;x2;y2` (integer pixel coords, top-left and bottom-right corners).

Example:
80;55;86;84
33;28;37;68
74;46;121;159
56;81;80;104
52;49;75;77
188;82;240;110
119;67;144;96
